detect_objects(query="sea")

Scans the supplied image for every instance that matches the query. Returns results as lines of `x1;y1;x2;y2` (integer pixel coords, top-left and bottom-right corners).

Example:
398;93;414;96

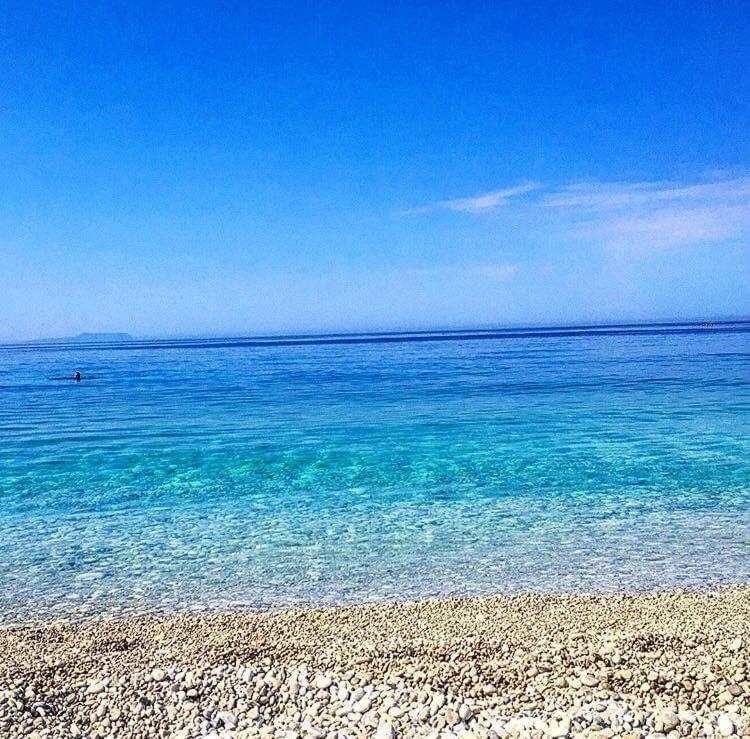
1;321;749;624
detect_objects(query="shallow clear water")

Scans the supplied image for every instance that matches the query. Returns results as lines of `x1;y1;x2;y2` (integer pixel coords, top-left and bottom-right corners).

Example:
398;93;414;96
1;323;749;623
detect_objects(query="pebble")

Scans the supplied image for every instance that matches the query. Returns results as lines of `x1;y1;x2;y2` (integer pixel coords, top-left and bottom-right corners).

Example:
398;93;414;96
654;709;680;733
216;710;238;729
85;678;110;695
1;587;749;739
458;703;472;721
314;674;333;690
353;695;372;713
374;721;396;739
718;714;736;736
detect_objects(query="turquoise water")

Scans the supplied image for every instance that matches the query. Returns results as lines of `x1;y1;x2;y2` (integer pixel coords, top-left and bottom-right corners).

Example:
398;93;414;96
1;323;750;623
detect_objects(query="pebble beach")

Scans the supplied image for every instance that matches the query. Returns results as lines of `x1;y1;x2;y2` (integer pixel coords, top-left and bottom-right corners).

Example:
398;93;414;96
3;587;750;738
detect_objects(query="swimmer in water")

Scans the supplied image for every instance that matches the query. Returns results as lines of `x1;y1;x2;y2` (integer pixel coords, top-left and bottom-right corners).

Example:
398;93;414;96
48;370;92;381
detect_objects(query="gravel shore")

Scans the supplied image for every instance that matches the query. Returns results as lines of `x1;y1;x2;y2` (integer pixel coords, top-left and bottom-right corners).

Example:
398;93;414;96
2;587;750;738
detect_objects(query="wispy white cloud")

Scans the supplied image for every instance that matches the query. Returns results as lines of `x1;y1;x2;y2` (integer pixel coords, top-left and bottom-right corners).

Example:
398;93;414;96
542;177;750;209
543;176;750;249
403;182;540;214
410;175;750;249
575;205;750;248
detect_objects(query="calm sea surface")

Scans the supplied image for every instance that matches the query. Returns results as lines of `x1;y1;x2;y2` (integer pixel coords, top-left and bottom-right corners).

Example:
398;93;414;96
1;323;749;623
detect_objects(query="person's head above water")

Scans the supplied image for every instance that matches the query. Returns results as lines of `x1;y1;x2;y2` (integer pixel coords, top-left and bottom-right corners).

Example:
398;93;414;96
74;371;81;381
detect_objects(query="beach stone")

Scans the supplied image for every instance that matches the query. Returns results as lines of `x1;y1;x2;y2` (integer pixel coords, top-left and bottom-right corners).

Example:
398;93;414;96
351;687;365;701
445;708;460;726
374;721;396;739
217;710;238;729
314;674;333;690
353;696;372;713
86;678;110;695
718;715;736;736
150;668;166;681
459;704;473;721
654;710;680;733
548;718;571;737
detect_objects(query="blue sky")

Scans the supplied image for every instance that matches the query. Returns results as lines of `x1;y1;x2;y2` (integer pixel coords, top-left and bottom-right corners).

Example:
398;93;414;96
2;1;749;340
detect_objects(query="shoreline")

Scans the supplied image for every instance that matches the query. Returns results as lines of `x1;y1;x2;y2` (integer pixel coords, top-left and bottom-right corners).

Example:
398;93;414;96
3;587;750;737
4;579;749;630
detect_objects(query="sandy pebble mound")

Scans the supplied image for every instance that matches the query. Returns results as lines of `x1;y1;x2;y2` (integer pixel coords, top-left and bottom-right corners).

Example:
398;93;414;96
1;587;750;737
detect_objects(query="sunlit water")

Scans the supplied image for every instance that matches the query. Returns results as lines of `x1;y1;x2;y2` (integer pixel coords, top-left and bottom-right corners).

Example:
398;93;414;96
1;323;749;624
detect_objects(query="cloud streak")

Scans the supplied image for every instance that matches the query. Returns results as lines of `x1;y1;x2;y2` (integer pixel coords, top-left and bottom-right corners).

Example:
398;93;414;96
543;177;750;249
541;177;750;209
403;182;540;214
410;175;750;249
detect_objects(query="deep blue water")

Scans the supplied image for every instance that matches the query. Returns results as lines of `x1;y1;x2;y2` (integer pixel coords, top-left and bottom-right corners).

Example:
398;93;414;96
1;322;750;623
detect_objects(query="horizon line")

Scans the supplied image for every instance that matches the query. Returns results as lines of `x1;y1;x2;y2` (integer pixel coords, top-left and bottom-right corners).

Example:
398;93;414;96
3;316;749;352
